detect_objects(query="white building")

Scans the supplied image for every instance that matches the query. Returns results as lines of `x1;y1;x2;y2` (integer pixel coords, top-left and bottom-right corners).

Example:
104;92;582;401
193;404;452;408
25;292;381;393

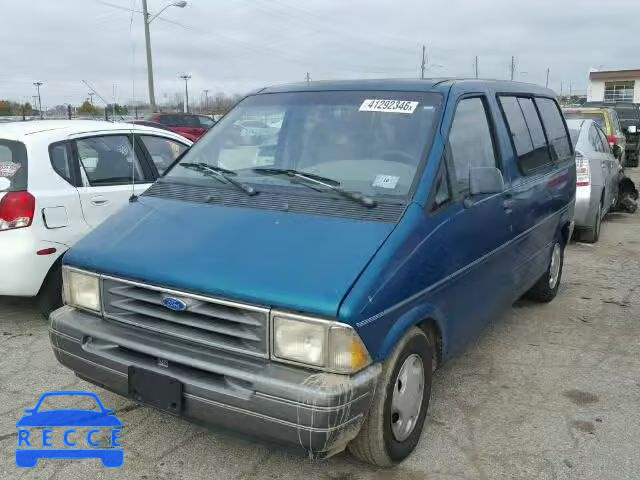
588;69;640;103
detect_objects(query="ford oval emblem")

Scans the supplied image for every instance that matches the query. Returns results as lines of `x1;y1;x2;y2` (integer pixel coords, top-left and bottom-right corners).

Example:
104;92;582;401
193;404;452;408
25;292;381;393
162;296;187;311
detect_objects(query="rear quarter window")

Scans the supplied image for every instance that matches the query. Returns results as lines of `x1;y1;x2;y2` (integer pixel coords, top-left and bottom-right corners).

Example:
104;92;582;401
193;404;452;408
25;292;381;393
0;140;28;191
535;98;572;161
499;96;551;174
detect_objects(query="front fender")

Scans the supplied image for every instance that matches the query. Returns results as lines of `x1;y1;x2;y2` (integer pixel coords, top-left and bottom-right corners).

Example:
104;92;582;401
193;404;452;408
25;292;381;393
357;300;448;363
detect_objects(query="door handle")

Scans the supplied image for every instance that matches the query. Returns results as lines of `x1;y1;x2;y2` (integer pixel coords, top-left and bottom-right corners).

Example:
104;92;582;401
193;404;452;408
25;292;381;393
502;198;515;213
90;196;109;206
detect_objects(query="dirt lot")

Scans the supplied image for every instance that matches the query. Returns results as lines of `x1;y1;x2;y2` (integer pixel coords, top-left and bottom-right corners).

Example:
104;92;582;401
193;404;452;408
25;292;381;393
1;176;639;480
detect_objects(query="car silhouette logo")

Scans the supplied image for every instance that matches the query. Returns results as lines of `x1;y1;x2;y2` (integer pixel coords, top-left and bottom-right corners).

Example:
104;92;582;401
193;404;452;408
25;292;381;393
161;296;187;311
15;391;123;468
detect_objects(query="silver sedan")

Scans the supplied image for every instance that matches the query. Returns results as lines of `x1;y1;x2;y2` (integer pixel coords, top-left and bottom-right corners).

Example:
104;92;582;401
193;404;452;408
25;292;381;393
566;118;623;243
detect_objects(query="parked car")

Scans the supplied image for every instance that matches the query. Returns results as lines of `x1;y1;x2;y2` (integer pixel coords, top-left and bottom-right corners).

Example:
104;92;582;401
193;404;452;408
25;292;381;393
583;101;640;167
566;118;622;242
51;79;575;467
563;107;626;163
0;120;191;315
144;113;215;141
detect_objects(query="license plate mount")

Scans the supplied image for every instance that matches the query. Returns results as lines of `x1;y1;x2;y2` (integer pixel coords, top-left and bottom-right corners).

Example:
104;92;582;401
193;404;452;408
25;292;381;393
128;366;182;414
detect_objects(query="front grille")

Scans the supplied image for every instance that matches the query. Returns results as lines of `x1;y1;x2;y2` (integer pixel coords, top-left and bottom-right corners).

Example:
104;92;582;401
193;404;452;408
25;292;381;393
102;277;269;358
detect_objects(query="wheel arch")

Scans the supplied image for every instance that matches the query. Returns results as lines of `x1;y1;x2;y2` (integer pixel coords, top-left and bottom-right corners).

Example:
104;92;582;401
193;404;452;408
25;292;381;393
36;249;66;295
375;304;446;370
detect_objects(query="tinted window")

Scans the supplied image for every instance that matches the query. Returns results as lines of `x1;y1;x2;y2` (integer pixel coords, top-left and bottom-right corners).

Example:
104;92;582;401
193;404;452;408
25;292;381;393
500;96;551;174
448;97;497;192
596;128;611;154
76;135;145;186
140;136;189;175
588;125;602;152
49;143;74;184
536;98;572;161
0;139;27;191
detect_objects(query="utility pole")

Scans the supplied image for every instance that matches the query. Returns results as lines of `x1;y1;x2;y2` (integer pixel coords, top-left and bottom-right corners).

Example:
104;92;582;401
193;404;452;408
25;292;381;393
33;81;43;119
88;92;95;107
179;74;191;113
203;89;209;112
545;67;550;88
510;56;515;81
474;56;479;79
304;72;311;83
421;45;426;80
141;0;156;111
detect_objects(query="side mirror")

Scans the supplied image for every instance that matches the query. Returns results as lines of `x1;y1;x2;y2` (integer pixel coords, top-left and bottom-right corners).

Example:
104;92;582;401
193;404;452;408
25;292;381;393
627;125;637;134
612;144;622;158
0;177;10;192
469;167;505;196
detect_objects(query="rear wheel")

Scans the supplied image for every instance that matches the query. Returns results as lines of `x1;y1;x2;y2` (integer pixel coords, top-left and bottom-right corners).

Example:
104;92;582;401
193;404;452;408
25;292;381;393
348;327;432;467
581;200;603;244
525;236;564;303
36;265;63;319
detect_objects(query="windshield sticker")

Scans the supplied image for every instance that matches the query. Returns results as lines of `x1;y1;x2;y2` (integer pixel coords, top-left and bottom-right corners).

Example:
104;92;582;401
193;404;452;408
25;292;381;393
373;174;400;189
359;99;419;114
0;162;20;177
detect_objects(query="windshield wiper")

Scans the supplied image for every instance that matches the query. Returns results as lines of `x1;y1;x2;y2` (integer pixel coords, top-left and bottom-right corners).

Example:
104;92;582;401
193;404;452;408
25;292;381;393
251;167;376;208
179;162;257;196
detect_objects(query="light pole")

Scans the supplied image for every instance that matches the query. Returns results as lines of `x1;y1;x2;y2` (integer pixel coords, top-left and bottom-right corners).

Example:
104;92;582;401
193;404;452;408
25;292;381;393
179;74;191;113
33;81;43;119
203;89;209;113
142;0;187;112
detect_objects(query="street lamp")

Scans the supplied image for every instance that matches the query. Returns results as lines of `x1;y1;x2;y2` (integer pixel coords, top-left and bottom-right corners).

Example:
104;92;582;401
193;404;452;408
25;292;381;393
142;0;187;112
179;74;191;113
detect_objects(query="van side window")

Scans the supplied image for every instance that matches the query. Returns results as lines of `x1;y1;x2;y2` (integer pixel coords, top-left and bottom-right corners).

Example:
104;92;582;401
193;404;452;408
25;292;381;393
499;96;551;174
535;97;572;161
448;97;497;193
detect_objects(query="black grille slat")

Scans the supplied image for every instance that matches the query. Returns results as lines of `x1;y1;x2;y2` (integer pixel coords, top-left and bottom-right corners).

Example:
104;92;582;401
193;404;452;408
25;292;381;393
103;279;268;358
143;182;405;223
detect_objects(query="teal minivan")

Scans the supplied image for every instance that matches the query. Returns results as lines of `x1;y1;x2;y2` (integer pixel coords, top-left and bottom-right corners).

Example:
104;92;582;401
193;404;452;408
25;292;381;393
51;79;575;466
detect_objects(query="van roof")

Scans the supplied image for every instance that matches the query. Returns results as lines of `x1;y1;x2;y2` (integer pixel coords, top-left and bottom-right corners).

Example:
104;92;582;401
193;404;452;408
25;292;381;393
258;78;556;96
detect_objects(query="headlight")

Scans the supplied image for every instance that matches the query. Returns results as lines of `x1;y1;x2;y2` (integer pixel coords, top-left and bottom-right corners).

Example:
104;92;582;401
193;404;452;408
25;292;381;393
272;312;371;373
63;268;101;312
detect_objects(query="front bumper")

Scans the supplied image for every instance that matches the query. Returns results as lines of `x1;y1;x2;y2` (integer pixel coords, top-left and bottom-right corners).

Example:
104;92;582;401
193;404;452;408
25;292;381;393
49;306;381;457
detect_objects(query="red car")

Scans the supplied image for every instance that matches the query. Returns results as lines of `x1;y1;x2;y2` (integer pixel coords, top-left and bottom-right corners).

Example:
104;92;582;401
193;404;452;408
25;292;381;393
143;113;215;141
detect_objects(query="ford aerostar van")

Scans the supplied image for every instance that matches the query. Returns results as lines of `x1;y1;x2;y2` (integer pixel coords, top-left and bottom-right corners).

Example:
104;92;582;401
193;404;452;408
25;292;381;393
50;79;575;466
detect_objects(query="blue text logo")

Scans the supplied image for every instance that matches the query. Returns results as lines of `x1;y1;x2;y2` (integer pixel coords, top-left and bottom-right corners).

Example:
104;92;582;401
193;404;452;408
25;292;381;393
15;391;123;468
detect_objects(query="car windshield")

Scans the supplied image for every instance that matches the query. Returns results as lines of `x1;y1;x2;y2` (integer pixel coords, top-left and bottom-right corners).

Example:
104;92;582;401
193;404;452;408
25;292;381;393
164;90;443;199
0;139;27;191
564;112;606;129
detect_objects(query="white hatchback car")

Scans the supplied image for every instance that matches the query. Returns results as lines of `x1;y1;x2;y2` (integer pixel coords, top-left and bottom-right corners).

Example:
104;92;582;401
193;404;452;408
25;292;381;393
0;120;192;314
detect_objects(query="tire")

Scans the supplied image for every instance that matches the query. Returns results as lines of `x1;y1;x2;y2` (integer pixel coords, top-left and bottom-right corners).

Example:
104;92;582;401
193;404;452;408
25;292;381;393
525;236;564;303
580;200;603;244
36;264;63;319
348;327;432;467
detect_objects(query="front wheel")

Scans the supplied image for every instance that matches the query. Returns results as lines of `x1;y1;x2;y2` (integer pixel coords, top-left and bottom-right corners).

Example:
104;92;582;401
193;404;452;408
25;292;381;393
348;327;432;466
36;265;63;319
525;237;564;303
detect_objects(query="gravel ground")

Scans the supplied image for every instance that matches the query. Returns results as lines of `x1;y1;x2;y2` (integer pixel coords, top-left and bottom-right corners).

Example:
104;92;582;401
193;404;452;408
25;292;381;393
1;174;639;480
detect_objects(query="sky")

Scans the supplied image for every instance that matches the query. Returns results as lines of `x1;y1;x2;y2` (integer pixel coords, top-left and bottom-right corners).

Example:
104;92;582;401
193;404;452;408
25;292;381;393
2;0;639;109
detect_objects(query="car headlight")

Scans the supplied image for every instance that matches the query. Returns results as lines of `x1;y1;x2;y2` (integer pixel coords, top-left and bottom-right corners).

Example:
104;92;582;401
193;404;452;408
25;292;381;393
272;312;371;373
63;268;101;312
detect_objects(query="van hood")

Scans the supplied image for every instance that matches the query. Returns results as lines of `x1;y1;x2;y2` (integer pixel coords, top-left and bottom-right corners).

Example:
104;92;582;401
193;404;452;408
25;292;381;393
64;197;396;318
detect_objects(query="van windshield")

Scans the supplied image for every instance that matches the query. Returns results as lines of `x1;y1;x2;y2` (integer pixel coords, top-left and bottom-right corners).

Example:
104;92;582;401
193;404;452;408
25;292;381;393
0;139;27;191
164;91;442;199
